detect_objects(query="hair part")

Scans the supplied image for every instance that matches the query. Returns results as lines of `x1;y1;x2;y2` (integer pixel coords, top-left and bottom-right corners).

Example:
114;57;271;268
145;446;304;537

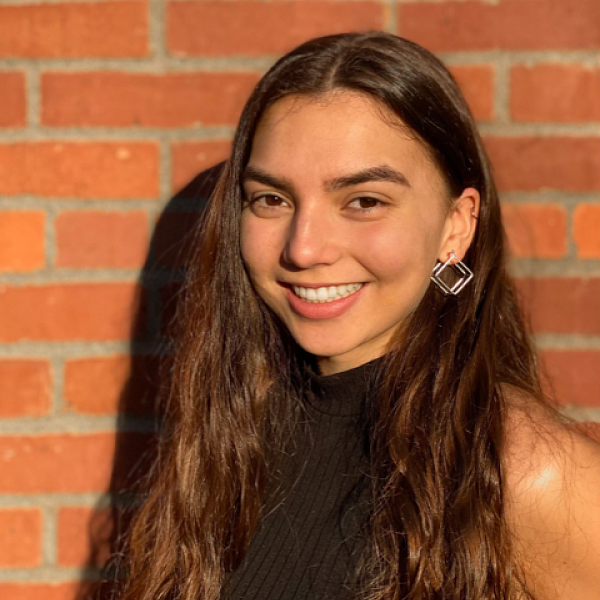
117;32;542;600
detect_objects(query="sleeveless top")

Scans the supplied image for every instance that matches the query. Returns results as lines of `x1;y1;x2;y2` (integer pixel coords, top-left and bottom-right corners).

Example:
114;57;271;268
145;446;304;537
224;360;380;599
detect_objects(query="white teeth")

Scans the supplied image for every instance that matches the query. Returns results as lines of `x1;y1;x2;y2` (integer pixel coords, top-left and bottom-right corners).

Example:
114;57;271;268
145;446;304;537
291;283;363;303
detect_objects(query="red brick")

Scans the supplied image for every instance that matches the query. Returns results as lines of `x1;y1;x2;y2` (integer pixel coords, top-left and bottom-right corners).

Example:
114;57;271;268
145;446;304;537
573;204;600;259
450;65;494;122
171;140;231;193
0;360;52;417
42;72;260;128
0;211;45;272
0;283;143;342
58;506;113;568
0;432;152;493
0;142;159;199
168;1;385;56
510;63;600;123
0;2;147;58
0;72;26;127
541;350;600;407
511;64;600;123
501;203;567;258
398;0;600;52
0;583;87;600
64;355;158;415
485;137;600;192
0;509;41;567
56;211;149;269
516;278;600;335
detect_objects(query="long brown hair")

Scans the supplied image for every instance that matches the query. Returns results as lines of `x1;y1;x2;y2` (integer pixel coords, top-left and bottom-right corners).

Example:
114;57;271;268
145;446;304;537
117;32;541;600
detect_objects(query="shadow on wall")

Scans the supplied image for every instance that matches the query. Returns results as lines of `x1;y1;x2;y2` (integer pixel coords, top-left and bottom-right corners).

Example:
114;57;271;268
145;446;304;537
74;163;225;600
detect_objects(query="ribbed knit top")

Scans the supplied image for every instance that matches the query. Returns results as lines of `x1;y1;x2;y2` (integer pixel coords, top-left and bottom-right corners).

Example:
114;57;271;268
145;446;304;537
223;360;380;600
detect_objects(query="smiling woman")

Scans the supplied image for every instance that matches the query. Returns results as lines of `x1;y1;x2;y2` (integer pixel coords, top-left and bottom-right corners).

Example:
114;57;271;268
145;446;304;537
115;33;600;600
240;92;478;373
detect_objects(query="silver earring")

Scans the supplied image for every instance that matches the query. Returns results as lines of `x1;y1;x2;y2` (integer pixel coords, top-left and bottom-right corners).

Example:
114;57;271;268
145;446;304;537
430;251;473;296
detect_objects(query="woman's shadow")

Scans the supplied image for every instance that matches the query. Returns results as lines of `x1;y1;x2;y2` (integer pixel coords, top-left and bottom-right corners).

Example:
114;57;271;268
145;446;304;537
73;163;224;600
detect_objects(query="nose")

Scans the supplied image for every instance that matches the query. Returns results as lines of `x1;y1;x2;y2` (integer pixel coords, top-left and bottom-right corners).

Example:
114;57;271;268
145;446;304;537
282;205;341;269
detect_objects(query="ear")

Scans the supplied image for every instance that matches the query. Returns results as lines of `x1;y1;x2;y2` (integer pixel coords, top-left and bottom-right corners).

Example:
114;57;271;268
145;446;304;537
438;187;480;262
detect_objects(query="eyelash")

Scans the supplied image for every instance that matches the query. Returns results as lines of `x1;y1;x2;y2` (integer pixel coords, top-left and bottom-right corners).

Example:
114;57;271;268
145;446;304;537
246;194;387;214
249;194;288;209
347;197;386;212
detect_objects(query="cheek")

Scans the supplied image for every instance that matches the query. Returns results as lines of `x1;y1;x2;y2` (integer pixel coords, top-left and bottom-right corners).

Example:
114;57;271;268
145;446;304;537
240;215;282;287
365;225;437;283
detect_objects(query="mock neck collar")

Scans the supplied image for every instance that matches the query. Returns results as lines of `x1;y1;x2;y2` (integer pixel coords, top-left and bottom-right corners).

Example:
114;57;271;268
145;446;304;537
305;357;382;417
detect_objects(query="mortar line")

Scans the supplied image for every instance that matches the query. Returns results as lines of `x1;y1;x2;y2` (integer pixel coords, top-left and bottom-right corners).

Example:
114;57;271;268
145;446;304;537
0;492;113;508
384;0;397;34
0;57;272;72
494;53;510;124
42;504;57;567
0;126;237;142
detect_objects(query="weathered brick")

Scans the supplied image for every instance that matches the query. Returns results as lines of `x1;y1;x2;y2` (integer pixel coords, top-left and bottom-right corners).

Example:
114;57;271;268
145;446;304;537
450;65;494;122
511;63;600;122
398;0;600;52
0;360;52;417
485;137;600;192
57;506;113;568
0;283;143;342
0;2;147;58
55;211;149;269
0;71;26;127
502;203;567;258
64;355;159;415
168;1;385;56
0;142;159;199
42;72;260;128
541;350;600;407
0;509;42;567
516;278;600;335
0;582;90;600
0;211;45;272
0;432;153;493
573;204;600;259
171;140;231;193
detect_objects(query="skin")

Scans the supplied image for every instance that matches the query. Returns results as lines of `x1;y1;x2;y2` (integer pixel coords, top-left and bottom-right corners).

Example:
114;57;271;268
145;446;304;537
240;91;478;375
503;399;600;599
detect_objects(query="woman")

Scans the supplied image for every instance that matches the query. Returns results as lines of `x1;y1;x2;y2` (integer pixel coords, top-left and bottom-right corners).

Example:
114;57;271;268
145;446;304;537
118;32;600;599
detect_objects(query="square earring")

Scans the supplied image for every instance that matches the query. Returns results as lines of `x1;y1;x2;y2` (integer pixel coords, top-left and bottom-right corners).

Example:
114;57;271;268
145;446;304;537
430;251;473;296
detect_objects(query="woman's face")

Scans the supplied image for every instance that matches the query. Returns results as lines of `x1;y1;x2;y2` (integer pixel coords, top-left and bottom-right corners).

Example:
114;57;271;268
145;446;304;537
241;91;476;374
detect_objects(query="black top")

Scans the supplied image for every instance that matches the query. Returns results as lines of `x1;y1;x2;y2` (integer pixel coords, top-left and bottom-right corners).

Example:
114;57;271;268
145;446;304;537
224;360;380;600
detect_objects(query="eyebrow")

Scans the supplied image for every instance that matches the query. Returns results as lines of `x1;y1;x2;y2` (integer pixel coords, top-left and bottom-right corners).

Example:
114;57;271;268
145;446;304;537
242;164;410;195
325;165;411;191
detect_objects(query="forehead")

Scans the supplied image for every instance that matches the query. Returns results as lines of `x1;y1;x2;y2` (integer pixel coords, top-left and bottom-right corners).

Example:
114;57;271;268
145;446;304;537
249;91;442;189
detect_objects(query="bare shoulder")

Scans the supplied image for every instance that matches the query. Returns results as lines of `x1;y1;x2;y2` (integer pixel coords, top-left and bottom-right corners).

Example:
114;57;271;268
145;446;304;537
502;388;600;600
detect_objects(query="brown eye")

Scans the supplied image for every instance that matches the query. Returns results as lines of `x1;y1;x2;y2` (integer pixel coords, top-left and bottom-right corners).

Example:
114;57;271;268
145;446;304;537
249;194;290;214
261;194;284;206
349;197;383;210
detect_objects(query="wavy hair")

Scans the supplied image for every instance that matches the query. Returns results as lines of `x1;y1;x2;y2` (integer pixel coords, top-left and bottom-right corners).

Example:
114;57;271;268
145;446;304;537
117;32;541;600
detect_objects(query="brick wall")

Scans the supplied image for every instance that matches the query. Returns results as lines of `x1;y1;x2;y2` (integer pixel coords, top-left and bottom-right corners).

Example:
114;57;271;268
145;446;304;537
0;1;598;598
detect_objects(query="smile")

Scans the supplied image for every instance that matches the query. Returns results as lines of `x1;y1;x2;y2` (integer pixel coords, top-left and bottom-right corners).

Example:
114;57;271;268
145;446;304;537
291;283;363;303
